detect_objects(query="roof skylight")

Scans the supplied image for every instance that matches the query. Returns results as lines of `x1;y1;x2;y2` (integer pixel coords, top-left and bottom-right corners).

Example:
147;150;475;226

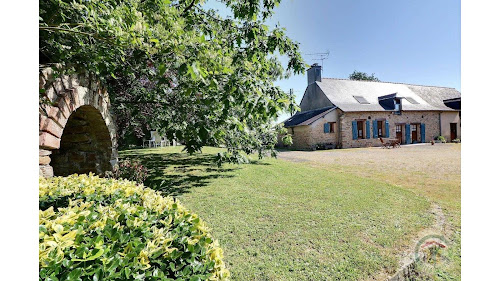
405;97;419;104
353;95;370;104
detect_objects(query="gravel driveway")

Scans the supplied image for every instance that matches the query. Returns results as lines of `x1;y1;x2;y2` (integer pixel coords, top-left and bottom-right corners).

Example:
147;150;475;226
278;143;461;182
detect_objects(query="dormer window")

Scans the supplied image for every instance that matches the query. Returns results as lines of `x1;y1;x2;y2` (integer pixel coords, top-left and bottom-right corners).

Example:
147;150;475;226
394;98;402;114
378;93;401;111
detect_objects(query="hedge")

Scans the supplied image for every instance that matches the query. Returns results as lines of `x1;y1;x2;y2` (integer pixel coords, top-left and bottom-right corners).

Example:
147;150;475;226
39;174;230;281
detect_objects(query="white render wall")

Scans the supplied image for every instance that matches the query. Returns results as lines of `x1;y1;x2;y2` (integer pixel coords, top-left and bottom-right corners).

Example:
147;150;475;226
440;112;461;141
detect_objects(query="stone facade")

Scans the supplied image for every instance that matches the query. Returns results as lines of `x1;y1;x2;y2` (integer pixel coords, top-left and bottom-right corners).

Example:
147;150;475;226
339;111;440;148
286;110;340;150
283;109;452;150
39;67;118;177
283;67;460;150
286;126;313;150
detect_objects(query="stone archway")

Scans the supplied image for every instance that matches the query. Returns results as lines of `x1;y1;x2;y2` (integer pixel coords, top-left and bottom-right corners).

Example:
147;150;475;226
39;67;118;177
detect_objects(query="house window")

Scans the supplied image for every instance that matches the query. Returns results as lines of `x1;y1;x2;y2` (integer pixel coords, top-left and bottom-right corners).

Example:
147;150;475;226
324;122;336;134
291;127;294;135
329;122;336;133
357;120;365;139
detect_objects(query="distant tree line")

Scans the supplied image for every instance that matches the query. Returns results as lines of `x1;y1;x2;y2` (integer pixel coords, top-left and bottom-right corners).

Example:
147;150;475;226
349;70;380;81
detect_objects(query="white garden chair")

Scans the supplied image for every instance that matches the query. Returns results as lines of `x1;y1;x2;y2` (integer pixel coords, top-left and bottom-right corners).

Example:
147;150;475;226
152;131;163;147
160;137;169;147
143;131;171;148
143;131;159;148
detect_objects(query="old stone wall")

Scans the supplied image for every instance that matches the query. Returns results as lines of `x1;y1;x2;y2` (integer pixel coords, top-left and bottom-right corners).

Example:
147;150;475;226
39;67;118;177
284;110;339;150
306;110;339;148
339;111;441;148
286;126;313;150
279;109;458;150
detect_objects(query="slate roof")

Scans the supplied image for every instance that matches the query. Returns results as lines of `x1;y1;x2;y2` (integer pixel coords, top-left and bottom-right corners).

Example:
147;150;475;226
314;78;460;112
284;106;336;127
406;84;461;111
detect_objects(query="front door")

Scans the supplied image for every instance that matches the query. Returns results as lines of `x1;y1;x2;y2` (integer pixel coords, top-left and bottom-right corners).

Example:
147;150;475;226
450;123;457;141
377;120;384;138
396;124;403;144
411;124;418;143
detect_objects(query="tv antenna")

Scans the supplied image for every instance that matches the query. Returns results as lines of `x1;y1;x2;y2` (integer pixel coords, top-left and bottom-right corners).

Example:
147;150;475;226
304;50;330;70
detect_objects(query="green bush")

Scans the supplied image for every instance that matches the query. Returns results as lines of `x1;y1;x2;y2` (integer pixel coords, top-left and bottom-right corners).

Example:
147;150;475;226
452;138;460;143
39;174;230;281
435;136;447;143
105;159;148;184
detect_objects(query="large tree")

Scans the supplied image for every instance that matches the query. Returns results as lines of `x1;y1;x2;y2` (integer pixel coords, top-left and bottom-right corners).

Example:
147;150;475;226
348;70;380;82
39;0;304;161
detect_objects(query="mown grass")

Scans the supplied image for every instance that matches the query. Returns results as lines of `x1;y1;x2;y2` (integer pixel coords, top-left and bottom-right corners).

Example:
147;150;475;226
120;146;436;280
288;145;461;280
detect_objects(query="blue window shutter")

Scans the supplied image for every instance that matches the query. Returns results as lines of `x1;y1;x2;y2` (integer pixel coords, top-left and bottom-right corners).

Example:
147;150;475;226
366;120;370;139
324;123;330;133
373;120;378;138
352;121;358;140
385;121;390;138
421;123;426;143
405;124;411;144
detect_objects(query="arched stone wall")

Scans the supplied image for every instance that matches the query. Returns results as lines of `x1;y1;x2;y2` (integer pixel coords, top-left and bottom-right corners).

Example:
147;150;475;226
39;67;118;177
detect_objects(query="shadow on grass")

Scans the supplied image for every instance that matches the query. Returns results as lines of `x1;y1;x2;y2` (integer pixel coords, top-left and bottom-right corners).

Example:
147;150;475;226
119;149;241;197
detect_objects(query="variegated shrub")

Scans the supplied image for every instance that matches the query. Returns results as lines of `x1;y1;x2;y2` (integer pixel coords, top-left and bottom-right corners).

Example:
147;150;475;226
39;174;229;281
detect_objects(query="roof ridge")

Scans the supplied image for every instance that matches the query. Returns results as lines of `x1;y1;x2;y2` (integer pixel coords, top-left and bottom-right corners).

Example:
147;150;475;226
294;105;335;115
321;77;457;89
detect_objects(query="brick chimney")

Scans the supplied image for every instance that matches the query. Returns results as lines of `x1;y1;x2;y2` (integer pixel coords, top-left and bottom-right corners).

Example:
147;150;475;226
307;63;322;85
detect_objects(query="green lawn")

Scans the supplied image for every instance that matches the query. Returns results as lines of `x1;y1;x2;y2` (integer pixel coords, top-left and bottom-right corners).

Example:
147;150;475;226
277;145;462;280
120;146;452;280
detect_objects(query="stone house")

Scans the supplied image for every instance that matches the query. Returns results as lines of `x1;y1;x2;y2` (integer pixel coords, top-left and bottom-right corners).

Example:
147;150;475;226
281;64;461;150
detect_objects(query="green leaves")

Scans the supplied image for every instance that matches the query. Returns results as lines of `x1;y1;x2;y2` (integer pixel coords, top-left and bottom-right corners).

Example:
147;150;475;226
71;248;104;262
40;0;305;161
68;268;82;281
158;63;167;76
187;62;200;80
39;174;230;280
349;70;380;81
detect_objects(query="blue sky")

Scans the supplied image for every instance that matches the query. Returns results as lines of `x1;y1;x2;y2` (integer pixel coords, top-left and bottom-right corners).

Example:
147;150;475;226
204;0;461;122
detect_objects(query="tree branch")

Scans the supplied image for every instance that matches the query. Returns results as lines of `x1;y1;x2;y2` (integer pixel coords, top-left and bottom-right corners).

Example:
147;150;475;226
40;26;96;37
181;0;197;15
39;26;124;47
116;100;170;105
